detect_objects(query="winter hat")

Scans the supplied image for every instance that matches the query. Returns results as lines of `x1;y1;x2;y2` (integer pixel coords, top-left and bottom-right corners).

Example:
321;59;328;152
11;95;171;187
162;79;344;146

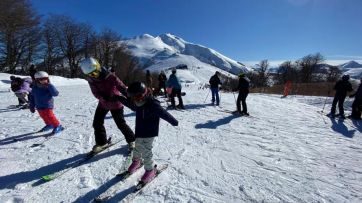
34;71;49;79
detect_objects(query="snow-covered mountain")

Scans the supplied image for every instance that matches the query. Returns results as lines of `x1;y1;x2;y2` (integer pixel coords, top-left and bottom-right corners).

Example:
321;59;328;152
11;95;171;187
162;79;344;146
1;73;361;202
341;60;362;69
124;33;248;83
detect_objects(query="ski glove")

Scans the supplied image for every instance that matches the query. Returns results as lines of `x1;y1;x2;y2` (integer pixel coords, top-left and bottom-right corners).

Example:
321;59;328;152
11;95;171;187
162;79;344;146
30;108;35;113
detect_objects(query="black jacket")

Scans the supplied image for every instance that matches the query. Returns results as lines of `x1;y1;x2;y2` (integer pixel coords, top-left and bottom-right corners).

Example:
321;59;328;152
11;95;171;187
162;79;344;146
334;79;353;96
209;74;222;88
134;98;178;138
238;76;250;92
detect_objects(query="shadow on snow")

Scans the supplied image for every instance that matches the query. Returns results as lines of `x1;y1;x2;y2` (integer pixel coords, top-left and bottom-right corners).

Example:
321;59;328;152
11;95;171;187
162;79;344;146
195;114;239;129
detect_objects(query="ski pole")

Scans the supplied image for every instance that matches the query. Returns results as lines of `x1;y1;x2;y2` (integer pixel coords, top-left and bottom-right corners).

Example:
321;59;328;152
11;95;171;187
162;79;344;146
203;90;210;103
321;89;331;113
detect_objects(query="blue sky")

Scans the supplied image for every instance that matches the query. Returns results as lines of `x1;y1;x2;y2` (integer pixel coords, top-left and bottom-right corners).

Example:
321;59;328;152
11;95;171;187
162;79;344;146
31;0;362;63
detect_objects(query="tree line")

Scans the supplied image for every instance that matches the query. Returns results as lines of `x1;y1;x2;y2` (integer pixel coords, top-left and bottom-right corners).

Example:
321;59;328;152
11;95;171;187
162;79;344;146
0;0;142;83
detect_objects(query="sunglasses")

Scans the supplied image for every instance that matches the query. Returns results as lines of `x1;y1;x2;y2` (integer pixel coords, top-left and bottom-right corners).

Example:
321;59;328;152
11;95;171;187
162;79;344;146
88;70;100;77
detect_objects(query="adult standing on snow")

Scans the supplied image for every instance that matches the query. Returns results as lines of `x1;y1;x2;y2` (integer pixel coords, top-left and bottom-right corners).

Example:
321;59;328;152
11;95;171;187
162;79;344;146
329;75;353;118
145;70;153;89
349;77;362;119
80;57;135;153
29;64;37;82
158;71;167;97
167;68;184;109
236;73;250;116
209;71;222;106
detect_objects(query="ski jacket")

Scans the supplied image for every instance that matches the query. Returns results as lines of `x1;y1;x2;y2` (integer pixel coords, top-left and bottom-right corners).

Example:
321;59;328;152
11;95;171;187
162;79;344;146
158;73;167;85
11;77;32;93
29;83;59;109
238;76;250;93
167;73;182;90
334;79;353;97
87;68;128;110
134;97;178;138
209;74;222;88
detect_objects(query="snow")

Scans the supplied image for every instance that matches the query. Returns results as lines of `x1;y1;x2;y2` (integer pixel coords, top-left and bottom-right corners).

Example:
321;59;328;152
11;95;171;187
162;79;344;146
124;33;248;75
0;73;362;202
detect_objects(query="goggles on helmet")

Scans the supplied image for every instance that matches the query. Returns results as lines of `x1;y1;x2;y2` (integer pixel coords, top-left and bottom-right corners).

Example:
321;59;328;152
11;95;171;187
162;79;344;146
87;69;100;78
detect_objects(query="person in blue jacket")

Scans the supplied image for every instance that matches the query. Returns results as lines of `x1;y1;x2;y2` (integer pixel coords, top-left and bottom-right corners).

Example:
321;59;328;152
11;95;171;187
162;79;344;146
119;82;178;184
167;68;184;109
29;71;64;134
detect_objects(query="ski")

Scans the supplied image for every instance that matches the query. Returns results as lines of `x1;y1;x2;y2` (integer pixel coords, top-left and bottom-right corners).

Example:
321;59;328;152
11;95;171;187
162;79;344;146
29;126;65;147
93;165;144;202
119;164;169;203
217;109;254;117
41;138;120;182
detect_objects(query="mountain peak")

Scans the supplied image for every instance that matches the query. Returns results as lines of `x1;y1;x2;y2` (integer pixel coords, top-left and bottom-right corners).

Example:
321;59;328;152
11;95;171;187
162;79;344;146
341;60;362;69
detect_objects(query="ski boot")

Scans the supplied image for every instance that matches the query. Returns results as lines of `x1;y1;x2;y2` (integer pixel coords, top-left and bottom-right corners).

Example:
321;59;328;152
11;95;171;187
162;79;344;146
141;165;157;184
128;158;142;174
92;143;110;153
52;125;64;134
128;142;135;152
39;125;54;132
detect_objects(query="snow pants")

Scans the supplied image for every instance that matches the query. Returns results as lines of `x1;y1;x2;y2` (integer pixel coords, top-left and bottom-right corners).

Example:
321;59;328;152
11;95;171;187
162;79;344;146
237;90;249;114
331;94;346;115
15;92;28;105
38;109;60;127
211;88;220;105
93;106;135;146
133;137;155;170
170;88;184;108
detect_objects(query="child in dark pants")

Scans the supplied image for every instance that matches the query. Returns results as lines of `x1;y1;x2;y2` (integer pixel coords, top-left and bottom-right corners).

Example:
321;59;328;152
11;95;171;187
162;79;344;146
122;82;178;184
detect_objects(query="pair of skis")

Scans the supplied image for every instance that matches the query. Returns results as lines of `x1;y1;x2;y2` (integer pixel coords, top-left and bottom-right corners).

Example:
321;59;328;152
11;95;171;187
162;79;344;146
40;138;121;182
94;164;169;202
30;126;65;147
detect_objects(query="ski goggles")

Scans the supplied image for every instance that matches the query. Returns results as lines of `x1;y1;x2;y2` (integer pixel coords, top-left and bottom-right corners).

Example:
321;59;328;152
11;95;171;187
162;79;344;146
132;94;146;102
87;69;100;78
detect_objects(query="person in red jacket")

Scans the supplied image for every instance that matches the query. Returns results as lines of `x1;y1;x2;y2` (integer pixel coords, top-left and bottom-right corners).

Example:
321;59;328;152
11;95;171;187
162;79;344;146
80;57;135;153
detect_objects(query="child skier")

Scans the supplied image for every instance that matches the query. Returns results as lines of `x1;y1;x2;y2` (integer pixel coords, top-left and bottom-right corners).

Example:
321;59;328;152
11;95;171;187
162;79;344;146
121;82;178;184
29;71;64;134
79;57;136;153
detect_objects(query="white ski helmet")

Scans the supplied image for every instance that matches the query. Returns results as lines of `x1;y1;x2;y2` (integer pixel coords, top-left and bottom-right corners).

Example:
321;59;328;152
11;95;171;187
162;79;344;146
80;57;101;74
34;71;49;79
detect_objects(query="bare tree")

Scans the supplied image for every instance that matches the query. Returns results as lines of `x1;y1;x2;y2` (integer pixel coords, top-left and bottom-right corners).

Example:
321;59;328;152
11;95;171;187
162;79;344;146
96;28;121;68
276;61;298;84
0;0;41;73
47;14;92;77
326;65;341;82
297;53;324;83
254;59;270;87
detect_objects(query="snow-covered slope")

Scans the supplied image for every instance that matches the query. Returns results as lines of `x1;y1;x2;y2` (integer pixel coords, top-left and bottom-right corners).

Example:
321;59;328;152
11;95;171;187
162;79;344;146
124;33;248;84
341;60;362;70
1;73;362;202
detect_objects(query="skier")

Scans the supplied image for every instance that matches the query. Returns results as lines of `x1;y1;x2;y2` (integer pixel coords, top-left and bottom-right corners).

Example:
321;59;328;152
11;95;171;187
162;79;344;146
209;71;222;106
236;73;250;116
328;74;353;118
79;57;135;153
29;71;64;134
167;68;184;109
29;64;37;82
158;71;167;97
10;76;32;108
124;82;178;183
349;77;362;120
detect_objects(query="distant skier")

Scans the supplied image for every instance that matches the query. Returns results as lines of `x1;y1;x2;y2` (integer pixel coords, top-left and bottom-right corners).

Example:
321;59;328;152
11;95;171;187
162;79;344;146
328;74;353;118
349;77;362;120
236;73;250;116
158;71;167;97
209;71;222;106
80;57;135;153
167;68;184;109
29;71;64;134
145;70;153;89
10;76;32;108
123;82;178;183
29;64;37;82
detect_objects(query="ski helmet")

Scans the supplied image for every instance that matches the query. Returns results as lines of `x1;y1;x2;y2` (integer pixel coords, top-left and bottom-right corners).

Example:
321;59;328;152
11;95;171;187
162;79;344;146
342;74;350;81
34;71;49;79
127;82;146;97
80;57;101;74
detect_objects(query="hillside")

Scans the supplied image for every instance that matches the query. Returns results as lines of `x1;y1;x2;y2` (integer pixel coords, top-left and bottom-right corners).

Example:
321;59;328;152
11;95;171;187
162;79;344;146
0;73;361;202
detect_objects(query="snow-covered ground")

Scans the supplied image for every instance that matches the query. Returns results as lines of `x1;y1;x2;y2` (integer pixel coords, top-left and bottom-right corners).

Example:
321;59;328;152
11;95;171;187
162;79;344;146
0;73;361;203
